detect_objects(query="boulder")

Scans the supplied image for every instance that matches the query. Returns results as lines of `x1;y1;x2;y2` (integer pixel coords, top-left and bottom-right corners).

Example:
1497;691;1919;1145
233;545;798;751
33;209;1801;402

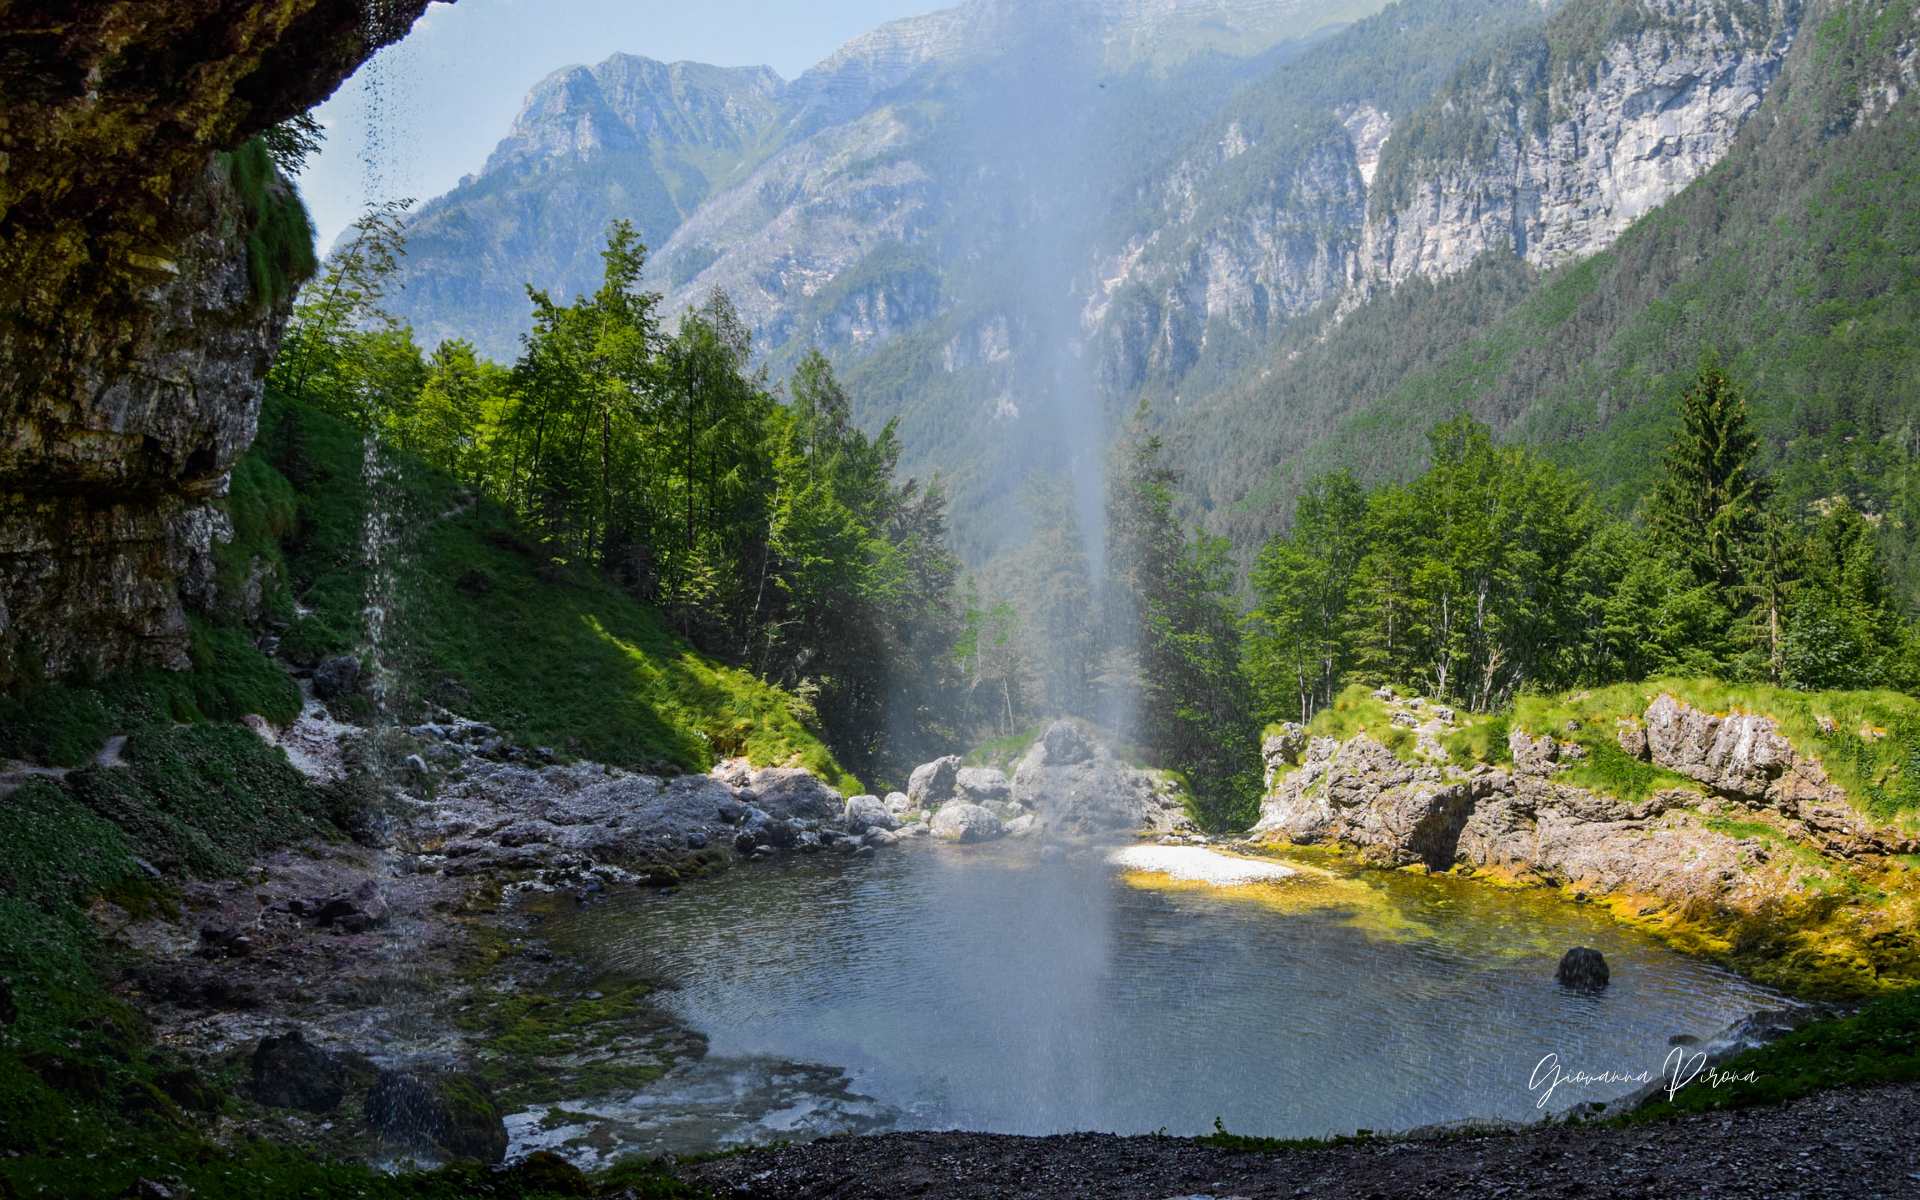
314;879;391;934
1555;947;1610;991
365;1069;508;1164
955;766;1012;805
884;791;913;815
312;655;362;700
1005;813;1036;837
252;1030;342;1113
843;794;899;834
908;756;962;807
930;802;1003;844
1040;721;1091;764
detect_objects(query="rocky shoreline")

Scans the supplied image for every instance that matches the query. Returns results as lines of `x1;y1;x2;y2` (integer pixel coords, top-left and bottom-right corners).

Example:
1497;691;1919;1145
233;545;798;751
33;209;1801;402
672;1081;1920;1199
1248;689;1920;996
86;700;1197;1169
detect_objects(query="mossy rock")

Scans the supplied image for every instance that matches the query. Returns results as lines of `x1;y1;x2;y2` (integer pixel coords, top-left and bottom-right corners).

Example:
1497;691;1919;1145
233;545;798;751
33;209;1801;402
365;1069;507;1164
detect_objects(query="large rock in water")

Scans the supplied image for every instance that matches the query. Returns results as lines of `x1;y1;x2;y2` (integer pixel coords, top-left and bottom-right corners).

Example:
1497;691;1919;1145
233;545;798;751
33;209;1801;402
1012;721;1195;841
908;756;962;807
1555;947;1610;990
0;2;436;687
930;802;1003;843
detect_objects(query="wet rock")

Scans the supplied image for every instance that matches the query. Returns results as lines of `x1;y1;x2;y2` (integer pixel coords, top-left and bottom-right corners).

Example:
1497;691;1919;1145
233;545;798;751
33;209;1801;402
1013;730;1195;841
1555;947;1610;990
1005;813;1036;837
1041;721;1092;764
844;794;900;834
956;766;1013;805
908;756;962;807
931;802;1003;844
312;655;362;700
365;1069;508;1164
863;828;899;847
314;879;391;934
252;1030;343;1112
687;831;708;849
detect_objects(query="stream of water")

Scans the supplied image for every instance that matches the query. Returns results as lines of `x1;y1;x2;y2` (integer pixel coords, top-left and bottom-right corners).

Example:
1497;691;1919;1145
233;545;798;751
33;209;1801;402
511;840;1785;1164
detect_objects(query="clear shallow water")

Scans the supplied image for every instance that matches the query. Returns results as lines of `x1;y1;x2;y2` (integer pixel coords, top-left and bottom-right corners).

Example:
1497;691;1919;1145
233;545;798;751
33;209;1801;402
528;841;1783;1159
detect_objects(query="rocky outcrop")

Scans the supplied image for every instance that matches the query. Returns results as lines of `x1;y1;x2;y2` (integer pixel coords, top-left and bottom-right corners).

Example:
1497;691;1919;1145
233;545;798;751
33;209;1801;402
1254;693;1914;915
0;1;434;686
1364;0;1803;283
1009;721;1197;841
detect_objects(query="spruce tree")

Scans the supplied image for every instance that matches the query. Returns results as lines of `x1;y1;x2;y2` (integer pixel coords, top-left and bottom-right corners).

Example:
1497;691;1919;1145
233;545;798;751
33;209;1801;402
1648;363;1764;593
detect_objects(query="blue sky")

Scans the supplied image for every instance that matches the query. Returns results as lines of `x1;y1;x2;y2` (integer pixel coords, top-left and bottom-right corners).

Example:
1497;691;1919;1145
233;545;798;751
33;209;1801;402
301;0;942;247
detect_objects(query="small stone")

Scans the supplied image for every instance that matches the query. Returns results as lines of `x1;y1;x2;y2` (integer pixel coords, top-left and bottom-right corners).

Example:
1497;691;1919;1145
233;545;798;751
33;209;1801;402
686;832;708;849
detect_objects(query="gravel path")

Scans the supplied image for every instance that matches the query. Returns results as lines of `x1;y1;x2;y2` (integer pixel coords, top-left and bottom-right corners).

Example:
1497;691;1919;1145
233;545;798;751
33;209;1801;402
677;1082;1920;1199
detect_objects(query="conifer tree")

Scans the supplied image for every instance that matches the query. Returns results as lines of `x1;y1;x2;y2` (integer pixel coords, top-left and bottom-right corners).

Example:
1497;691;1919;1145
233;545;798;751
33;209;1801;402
1648;363;1764;593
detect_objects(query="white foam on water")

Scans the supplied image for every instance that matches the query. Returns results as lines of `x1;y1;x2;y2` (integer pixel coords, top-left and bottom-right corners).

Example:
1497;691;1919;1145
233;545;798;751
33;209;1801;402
1108;845;1297;886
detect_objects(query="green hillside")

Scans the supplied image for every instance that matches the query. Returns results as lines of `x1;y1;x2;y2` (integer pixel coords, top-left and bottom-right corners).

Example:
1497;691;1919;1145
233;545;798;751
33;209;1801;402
1182;0;1920;606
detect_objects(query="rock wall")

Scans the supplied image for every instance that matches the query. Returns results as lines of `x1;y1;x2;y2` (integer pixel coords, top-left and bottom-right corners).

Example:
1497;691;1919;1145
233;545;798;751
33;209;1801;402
0;0;435;686
1254;691;1910;912
1363;0;1803;283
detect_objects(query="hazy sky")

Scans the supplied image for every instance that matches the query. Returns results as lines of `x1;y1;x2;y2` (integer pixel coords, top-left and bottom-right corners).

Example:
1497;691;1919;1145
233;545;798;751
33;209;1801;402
302;0;942;247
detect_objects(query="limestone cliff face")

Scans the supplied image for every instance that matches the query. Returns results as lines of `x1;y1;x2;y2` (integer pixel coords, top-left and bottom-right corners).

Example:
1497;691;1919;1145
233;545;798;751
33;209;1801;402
1363;0;1803;283
0;0;434;686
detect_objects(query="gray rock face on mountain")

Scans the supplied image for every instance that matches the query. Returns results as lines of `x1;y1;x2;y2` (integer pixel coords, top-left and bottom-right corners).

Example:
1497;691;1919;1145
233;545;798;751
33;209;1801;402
390;55;788;359
1012;721;1196;841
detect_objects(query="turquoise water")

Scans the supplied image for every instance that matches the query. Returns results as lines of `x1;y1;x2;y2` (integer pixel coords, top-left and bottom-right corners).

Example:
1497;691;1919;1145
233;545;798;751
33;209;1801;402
535;840;1783;1155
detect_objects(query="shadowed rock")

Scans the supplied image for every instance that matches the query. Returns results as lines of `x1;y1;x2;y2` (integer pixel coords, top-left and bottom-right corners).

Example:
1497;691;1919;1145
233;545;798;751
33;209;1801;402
1555;947;1610;990
908;756;962;807
252;1030;342;1112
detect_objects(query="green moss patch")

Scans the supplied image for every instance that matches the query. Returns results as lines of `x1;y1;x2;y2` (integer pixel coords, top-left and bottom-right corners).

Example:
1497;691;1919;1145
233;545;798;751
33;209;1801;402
449;980;693;1111
1516;679;1920;819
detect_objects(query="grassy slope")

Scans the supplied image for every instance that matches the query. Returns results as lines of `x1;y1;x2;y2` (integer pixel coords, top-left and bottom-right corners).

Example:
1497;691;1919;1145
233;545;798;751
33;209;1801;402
258;394;857;793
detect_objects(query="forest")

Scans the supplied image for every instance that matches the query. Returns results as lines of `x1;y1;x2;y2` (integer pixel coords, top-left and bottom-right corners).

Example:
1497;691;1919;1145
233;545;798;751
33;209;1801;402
273;179;1920;832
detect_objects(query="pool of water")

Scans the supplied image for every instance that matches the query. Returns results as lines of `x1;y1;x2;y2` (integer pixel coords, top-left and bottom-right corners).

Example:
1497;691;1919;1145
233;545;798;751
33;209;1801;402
521;840;1784;1161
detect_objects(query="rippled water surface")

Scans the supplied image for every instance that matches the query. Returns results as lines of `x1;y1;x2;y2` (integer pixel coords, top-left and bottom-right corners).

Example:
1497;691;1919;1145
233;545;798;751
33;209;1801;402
530;841;1782;1158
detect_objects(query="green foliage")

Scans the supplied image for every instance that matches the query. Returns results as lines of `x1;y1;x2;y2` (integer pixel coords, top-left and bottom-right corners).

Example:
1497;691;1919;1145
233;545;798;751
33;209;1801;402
1245;470;1368;723
269;198;423;428
217;135;318;310
1626;987;1920;1121
1109;413;1261;829
255;391;857;789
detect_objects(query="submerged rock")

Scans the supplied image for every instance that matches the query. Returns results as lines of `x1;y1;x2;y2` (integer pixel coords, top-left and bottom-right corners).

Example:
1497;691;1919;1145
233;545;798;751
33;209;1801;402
930;802;1003;843
1555;947;1610;990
